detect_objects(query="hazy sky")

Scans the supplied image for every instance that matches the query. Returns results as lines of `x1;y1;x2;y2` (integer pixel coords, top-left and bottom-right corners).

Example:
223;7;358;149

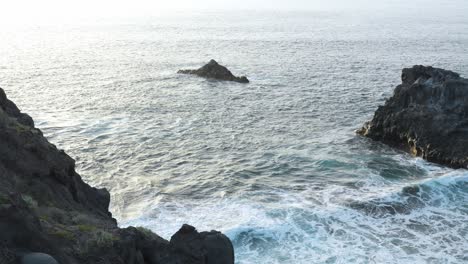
0;0;466;24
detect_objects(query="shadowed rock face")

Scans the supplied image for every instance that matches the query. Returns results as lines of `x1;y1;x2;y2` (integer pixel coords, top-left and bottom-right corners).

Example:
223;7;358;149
178;59;249;83
169;224;235;264
358;65;468;168
0;87;234;264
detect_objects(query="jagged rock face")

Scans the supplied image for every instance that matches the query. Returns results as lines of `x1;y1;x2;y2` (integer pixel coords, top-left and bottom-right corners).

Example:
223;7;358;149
170;224;235;264
0;89;111;218
358;65;468;168
178;59;249;83
0;87;234;264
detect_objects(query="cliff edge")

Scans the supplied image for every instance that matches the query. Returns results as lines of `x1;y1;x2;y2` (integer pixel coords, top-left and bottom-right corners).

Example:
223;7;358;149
0;87;234;264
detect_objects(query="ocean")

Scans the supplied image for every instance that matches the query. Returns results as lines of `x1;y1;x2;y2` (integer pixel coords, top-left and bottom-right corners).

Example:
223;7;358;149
1;9;467;264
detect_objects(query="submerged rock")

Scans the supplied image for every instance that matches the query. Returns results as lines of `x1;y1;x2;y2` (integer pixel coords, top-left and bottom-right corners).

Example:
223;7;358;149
178;59;249;83
347;185;424;217
0;86;234;264
358;65;468;168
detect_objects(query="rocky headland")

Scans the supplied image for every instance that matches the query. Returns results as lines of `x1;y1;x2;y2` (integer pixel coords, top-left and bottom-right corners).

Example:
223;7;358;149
358;65;468;168
0;87;234;264
178;60;249;83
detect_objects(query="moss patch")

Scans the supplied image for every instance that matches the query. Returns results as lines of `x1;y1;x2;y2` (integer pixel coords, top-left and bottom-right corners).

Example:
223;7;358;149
39;214;50;222
77;225;96;232
0;194;10;205
79;230;119;254
21;194;38;208
9;121;31;133
137;226;156;237
51;230;74;240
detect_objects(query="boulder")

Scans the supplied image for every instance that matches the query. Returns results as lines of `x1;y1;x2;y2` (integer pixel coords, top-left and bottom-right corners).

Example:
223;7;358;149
358;65;468;168
169;224;235;264
178;60;249;83
20;253;59;264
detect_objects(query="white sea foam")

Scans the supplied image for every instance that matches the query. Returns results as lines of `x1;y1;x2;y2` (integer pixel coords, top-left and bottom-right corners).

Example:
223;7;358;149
122;166;468;264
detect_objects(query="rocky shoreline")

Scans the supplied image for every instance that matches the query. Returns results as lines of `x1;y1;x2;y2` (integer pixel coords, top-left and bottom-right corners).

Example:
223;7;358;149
358;65;468;168
2;63;466;263
0;87;234;264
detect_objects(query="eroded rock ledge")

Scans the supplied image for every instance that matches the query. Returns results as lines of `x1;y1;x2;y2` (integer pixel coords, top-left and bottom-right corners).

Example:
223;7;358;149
178;60;249;83
358;65;468;168
0;87;234;264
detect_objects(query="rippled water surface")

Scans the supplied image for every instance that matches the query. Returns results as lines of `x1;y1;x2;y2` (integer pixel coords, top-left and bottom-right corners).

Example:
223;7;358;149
1;9;468;264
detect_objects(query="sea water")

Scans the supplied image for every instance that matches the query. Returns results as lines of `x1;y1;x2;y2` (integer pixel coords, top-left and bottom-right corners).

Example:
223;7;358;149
0;8;467;264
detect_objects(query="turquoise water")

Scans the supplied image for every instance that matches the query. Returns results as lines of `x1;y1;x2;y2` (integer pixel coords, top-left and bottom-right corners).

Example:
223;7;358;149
1;9;467;264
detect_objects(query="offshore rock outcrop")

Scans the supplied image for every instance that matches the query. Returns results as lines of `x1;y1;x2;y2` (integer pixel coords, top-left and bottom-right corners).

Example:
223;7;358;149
358;65;468;168
178;60;249;83
0;87;234;264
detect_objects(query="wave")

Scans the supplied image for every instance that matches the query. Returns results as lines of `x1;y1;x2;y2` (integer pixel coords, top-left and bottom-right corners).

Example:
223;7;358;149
347;170;468;217
121;169;468;264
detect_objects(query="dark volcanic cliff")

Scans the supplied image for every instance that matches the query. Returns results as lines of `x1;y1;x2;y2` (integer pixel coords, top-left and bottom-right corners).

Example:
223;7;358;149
358;65;468;168
0;87;234;264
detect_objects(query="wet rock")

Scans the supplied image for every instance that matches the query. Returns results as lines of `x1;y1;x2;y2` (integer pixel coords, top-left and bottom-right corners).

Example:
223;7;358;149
178;59;249;83
358;65;468;168
347;183;427;217
402;185;420;196
347;194;424;217
348;201;408;216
